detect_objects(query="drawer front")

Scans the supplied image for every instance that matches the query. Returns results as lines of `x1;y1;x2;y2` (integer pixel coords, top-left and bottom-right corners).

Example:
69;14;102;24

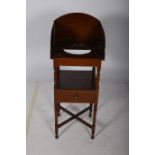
55;90;98;103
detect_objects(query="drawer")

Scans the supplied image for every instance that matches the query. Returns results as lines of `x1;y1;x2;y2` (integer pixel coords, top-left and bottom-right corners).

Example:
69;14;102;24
55;89;98;103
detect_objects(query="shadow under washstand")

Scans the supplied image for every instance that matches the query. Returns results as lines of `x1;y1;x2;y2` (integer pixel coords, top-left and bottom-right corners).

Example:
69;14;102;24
95;106;128;138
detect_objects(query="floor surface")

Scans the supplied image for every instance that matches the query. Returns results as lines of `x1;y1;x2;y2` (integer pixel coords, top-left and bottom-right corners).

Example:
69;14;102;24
26;81;129;155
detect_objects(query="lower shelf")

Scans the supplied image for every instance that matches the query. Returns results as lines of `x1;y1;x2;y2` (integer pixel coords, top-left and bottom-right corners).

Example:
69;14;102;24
58;70;96;90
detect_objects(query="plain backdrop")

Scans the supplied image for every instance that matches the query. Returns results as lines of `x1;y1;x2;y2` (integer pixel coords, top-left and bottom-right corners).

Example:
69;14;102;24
2;0;155;155
26;0;129;83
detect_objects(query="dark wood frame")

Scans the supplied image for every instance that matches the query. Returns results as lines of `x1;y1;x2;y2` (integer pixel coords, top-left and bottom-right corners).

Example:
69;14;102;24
51;13;105;139
53;58;102;139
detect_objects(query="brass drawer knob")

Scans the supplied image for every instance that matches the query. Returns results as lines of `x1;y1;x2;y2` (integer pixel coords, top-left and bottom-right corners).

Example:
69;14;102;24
73;94;79;100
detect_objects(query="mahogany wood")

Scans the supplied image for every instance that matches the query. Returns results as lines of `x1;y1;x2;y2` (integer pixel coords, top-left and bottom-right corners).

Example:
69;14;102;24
51;13;105;139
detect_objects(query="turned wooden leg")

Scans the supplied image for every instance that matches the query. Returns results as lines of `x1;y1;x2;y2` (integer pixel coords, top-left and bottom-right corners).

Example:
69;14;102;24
58;102;60;116
89;103;93;117
54;102;59;138
91;103;97;139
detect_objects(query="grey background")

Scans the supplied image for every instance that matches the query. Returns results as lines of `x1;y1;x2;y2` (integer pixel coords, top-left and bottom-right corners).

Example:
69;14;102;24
26;1;129;155
26;0;129;83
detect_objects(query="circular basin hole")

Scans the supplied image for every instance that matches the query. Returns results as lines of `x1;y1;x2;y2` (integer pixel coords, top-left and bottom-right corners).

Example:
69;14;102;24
64;49;91;55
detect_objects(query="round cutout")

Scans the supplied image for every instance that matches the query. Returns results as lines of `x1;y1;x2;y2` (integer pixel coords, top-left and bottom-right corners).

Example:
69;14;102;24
64;49;91;55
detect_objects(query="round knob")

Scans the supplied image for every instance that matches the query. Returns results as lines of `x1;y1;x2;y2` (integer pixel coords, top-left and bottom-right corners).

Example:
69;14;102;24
73;94;79;100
